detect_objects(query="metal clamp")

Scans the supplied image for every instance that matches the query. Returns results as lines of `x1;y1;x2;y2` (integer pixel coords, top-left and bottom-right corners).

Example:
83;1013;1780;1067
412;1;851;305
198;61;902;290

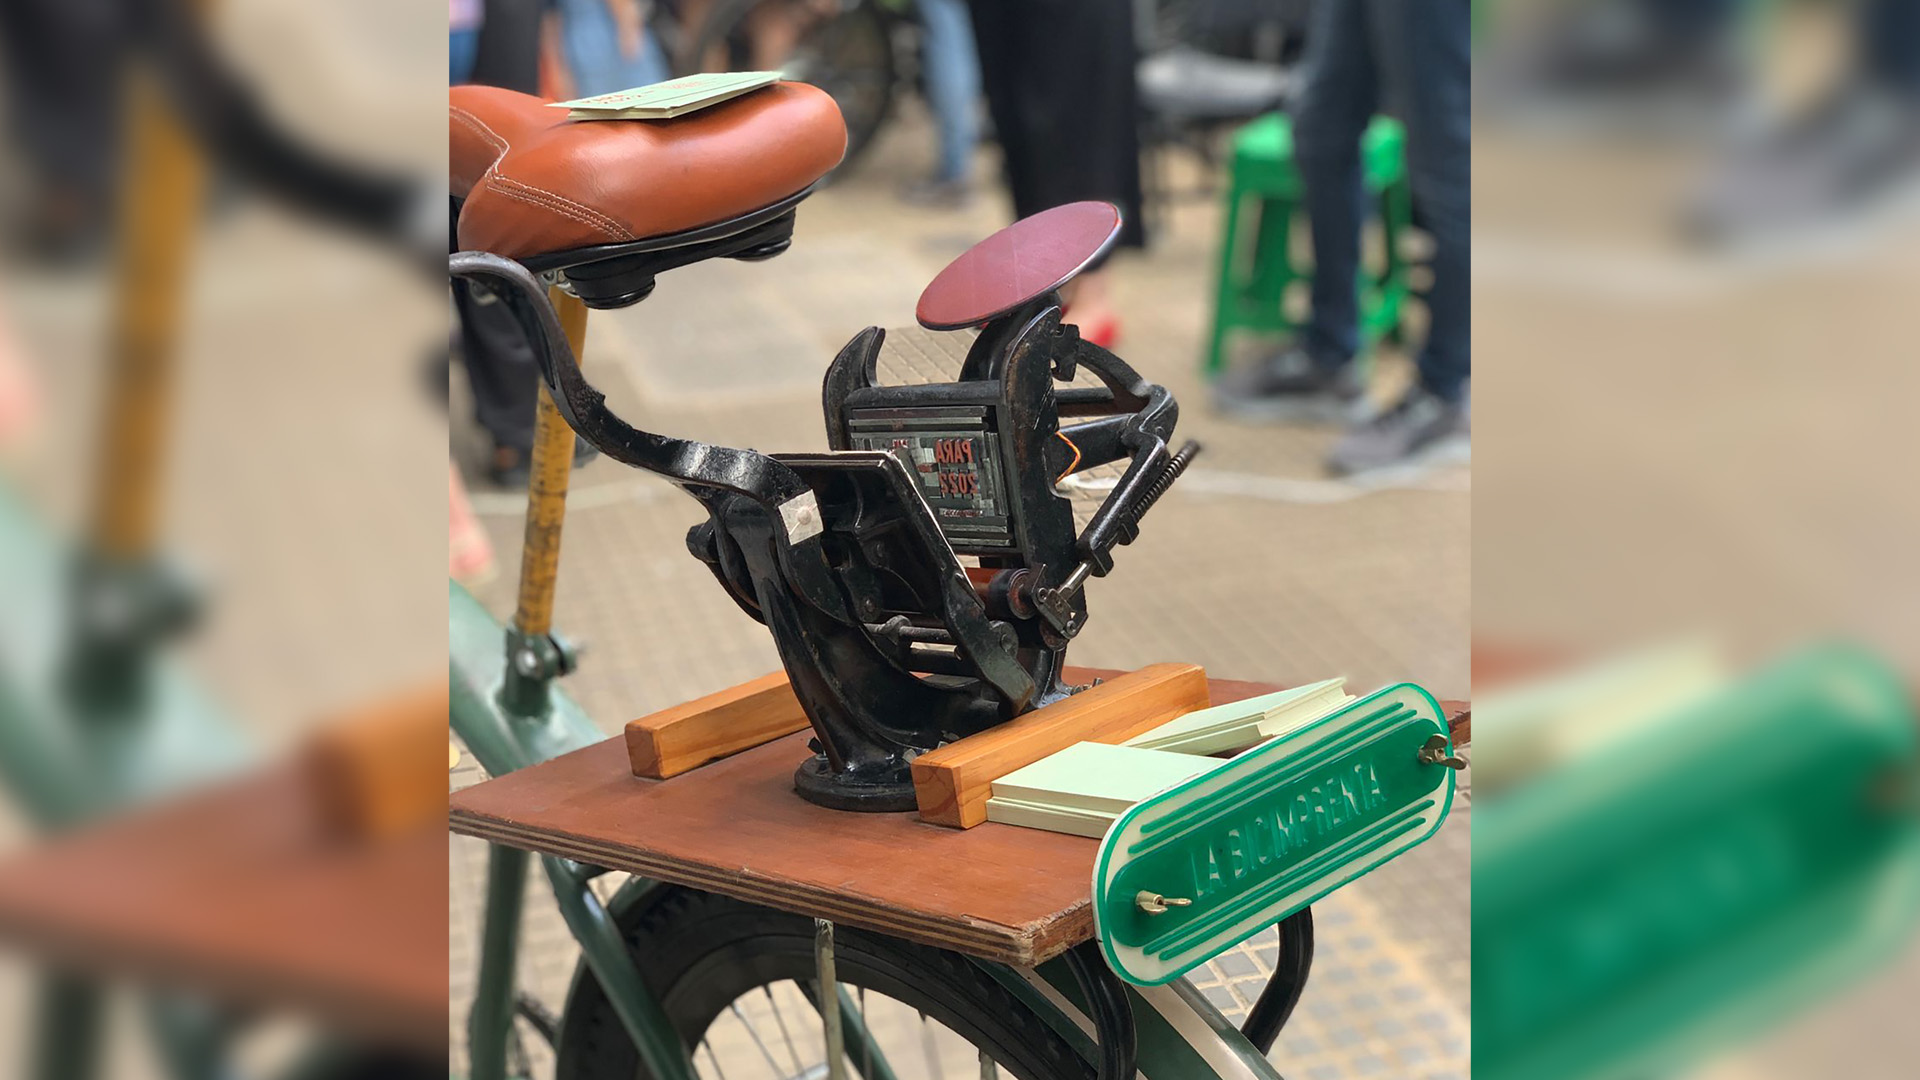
1134;891;1194;916
1418;733;1467;770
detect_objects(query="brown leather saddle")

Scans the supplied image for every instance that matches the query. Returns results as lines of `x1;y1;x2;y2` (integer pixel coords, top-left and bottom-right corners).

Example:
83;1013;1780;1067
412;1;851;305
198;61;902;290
449;81;846;304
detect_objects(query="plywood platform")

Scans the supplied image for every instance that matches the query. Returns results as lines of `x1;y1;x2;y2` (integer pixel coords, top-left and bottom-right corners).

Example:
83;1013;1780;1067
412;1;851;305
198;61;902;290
449;669;1469;966
0;766;447;1054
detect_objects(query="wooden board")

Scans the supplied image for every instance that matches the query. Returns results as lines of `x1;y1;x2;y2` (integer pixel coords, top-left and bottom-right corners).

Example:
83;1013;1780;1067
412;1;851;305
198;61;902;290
625;670;809;779
0;765;447;1054
912;663;1212;828
449;667;1470;966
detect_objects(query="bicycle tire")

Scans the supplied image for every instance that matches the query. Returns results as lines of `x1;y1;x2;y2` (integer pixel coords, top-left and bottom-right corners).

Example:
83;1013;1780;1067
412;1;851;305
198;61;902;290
677;0;898;175
554;885;1095;1080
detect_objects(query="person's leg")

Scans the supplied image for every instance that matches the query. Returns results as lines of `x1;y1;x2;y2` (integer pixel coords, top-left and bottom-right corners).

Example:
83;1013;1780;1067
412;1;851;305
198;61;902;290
913;0;981;186
1212;0;1377;418
1685;0;1920;244
1292;0;1381;371
1861;0;1920;96
453;281;542;470
0;0;127;258
556;0;669;98
1640;0;1741;39
965;0;1035;212
966;0;1143;247
456;0;549;486
1324;0;1472;475
1378;0;1471;403
451;28;482;85
470;0;544;95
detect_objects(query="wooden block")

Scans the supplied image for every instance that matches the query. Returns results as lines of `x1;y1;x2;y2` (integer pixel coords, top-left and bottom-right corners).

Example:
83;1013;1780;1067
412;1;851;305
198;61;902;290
911;663;1210;828
625;671;811;779
305;683;450;841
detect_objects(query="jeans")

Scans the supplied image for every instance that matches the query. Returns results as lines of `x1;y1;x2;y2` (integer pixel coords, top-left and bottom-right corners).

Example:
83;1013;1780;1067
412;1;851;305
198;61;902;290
916;0;981;182
1294;0;1471;402
1862;0;1920;94
557;0;669;98
452;27;481;85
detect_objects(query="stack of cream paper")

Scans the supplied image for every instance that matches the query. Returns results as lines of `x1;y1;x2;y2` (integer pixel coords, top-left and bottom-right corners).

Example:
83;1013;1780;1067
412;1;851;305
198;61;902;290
553;71;782;120
985;742;1218;839
1122;677;1354;756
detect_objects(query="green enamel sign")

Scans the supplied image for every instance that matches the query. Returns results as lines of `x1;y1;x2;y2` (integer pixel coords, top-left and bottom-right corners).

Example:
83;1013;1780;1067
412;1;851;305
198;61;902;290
1474;644;1920;1080
1093;684;1458;986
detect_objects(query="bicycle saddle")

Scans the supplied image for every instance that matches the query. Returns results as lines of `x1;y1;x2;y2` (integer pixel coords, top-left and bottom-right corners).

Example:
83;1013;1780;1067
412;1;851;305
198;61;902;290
450;81;845;305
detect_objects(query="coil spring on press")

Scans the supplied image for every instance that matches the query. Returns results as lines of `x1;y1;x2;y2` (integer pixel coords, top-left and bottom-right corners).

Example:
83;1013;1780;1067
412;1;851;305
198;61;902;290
1136;439;1201;518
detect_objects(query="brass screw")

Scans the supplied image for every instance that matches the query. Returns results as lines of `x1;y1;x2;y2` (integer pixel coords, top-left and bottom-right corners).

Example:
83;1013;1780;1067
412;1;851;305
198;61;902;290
1418;733;1467;770
1135;891;1194;916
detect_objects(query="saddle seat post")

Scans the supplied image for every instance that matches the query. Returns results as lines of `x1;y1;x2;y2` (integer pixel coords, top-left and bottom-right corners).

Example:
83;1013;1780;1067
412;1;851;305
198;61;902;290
498;285;590;717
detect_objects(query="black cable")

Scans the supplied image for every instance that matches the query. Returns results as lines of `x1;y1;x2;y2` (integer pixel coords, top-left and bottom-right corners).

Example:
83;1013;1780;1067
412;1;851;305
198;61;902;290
1241;907;1315;1054
1062;941;1137;1080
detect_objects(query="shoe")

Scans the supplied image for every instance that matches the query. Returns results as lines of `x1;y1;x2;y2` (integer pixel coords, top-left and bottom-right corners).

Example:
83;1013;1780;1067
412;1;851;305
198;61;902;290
1213;346;1368;424
1481;0;1752;137
1073;313;1121;350
1684;80;1920;249
485;437;601;490
899;176;975;209
1325;384;1469;477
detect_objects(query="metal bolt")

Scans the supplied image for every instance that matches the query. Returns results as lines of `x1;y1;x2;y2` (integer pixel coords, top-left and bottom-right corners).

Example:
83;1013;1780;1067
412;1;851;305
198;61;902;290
1418;733;1467;770
1135;891;1193;916
513;647;543;677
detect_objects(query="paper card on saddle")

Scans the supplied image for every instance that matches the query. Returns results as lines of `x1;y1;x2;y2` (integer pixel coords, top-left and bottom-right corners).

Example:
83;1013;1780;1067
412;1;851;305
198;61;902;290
554;71;782;120
1124;676;1355;756
1093;683;1458;986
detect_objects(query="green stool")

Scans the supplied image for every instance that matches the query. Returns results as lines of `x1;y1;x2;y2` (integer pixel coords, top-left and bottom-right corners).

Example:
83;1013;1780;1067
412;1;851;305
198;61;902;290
1203;113;1413;377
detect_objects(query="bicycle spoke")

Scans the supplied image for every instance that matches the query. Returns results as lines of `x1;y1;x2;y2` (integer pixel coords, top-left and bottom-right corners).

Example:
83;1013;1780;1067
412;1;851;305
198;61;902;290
764;984;808;1077
729;1001;787;1076
858;987;871;1079
916;1009;946;1080
701;1037;729;1080
976;1049;997;1080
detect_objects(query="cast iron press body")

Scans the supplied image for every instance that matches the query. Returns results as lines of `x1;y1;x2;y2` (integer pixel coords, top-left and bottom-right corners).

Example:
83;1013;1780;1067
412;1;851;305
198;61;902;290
527;201;1199;810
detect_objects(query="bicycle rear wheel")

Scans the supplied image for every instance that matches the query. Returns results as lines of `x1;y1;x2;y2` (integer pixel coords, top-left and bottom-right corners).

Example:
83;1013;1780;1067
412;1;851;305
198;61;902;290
679;0;897;175
555;885;1093;1080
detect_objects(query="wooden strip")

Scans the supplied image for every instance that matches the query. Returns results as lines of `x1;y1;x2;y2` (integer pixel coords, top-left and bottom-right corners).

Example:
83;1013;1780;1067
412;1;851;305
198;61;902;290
911;663;1211;828
305;683;450;840
624;671;810;778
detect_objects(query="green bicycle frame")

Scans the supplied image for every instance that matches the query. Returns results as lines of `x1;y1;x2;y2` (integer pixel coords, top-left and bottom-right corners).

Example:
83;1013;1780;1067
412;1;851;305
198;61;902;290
453;578;1282;1080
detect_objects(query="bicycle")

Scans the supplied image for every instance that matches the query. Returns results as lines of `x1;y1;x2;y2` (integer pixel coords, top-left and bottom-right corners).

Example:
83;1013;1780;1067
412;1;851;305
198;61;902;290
449;75;1461;1080
0;2;446;1076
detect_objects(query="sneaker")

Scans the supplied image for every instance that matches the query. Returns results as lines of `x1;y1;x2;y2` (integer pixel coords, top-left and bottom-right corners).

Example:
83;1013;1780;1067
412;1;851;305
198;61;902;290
1684;80;1920;249
899;176;975;209
1325;384;1469;477
1481;0;1752;137
1213;346;1368;424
